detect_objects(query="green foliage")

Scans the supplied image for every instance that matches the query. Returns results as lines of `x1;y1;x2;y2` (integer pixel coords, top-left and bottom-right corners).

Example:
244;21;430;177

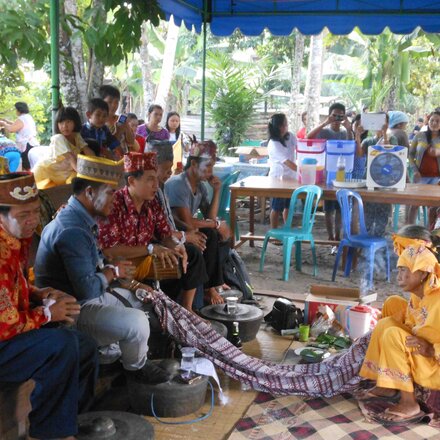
77;0;164;66
206;52;262;155
0;0;49;70
0;0;163;71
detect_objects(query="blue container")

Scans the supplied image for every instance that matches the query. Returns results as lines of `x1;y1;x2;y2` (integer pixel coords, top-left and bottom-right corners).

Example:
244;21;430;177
325;140;356;184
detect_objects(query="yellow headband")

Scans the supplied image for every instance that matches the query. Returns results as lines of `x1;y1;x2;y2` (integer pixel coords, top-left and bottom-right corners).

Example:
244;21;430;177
392;234;433;257
397;245;440;293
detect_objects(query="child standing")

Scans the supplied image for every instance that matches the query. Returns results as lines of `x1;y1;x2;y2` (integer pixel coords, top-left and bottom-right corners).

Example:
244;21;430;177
166;112;181;142
98;84;136;152
267;113;297;229
81;98;121;159
34;107;95;189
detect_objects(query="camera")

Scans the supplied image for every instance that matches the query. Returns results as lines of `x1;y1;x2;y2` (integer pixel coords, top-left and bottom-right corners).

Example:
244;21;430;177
117;114;128;124
334;115;344;122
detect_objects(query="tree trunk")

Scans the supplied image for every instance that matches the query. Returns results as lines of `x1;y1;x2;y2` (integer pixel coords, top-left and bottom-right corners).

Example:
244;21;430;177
86;0;105;105
140;22;156;118
59;1;81;112
305;32;325;132
64;0;88;116
288;32;305;133
155;17;179;112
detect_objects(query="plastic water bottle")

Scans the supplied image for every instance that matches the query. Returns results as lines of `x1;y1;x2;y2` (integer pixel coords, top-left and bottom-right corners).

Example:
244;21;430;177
336;155;346;182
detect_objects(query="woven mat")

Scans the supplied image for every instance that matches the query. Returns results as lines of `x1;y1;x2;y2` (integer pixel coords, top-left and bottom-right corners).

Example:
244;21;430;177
227;392;439;440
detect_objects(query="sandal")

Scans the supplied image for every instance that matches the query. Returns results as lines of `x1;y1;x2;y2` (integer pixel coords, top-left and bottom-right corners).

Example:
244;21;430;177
356;388;400;403
373;408;426;426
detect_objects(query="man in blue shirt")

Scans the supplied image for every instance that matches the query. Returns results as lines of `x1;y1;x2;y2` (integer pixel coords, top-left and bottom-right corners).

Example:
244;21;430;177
81;98;120;158
34;155;169;383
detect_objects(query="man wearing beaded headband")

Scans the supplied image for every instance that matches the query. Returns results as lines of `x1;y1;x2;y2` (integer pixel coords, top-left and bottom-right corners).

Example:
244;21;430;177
0;171;98;440
165;138;231;304
34;155;170;383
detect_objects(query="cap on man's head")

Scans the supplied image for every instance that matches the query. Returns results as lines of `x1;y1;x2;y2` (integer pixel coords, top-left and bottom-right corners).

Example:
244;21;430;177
388;111;409;128
76;154;124;186
124;152;158;173
189;139;217;159
0;170;39;206
146;141;174;164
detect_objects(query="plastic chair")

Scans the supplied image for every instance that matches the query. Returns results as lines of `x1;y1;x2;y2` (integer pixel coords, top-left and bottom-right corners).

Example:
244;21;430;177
217;171;241;240
392;204;428;232
241;139;261;147
259;185;323;281
332;189;390;288
217;170;241;222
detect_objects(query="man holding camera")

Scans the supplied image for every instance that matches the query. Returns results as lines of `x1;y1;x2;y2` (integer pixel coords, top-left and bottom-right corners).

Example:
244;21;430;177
307;103;353;253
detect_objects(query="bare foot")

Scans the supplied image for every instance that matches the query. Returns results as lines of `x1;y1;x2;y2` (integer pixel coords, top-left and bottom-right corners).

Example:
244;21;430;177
379;402;421;422
367;387;398;398
204;287;225;305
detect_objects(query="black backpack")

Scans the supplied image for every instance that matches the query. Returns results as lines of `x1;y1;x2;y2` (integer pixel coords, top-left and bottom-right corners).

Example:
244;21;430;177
222;249;254;300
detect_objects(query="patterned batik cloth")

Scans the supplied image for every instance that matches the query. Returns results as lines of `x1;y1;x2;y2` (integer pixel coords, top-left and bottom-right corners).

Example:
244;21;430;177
229;392;437;440
151;289;368;397
98;186;172;249
0;229;47;341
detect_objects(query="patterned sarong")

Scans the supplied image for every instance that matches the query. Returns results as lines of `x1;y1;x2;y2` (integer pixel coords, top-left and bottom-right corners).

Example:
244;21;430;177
151;290;370;397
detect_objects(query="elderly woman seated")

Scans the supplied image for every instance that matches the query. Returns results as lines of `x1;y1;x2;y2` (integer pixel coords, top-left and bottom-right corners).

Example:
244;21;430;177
359;230;440;424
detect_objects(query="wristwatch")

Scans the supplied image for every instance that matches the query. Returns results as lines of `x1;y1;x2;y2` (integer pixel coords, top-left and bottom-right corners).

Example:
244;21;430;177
147;244;154;255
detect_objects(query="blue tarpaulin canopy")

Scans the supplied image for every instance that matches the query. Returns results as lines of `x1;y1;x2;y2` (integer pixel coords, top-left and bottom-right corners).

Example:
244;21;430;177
158;0;440;36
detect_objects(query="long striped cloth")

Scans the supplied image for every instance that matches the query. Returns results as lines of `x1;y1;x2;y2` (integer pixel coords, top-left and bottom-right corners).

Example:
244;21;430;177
151;290;370;398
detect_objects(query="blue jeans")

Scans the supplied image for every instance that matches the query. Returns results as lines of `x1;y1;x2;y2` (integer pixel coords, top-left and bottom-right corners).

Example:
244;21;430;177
0;328;98;439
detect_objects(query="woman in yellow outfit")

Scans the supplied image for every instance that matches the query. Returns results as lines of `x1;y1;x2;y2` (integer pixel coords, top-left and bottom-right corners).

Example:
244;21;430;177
359;238;440;424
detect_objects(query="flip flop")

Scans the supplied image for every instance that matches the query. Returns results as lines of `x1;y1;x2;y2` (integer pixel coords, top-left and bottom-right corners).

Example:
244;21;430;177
356;388;400;403
373;408;426;426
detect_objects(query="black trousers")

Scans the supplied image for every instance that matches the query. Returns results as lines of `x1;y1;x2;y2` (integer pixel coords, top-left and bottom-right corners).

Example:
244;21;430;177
200;228;229;289
160;242;208;298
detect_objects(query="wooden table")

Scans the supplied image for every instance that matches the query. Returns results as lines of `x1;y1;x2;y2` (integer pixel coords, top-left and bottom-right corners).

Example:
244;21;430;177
229;176;440;248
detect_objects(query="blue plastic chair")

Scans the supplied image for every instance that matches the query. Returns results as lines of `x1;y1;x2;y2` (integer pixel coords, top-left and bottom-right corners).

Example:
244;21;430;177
259;185;323;281
332;189;390;288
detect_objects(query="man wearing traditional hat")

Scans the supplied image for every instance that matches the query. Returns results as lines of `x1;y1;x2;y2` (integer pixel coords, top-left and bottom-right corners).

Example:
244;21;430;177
102;148;208;314
34;155;170;383
0;167;98;440
164;139;231;304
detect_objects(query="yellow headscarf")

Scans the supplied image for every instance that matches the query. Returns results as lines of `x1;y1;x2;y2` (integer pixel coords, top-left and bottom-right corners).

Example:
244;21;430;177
392;233;433;257
397;245;440;293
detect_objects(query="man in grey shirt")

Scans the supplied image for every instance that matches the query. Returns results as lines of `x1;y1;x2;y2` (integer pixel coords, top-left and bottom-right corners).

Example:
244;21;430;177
165;140;230;305
307;103;353;253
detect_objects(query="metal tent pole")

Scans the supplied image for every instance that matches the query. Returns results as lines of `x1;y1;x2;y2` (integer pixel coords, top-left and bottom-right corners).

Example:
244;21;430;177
50;0;60;134
200;0;208;141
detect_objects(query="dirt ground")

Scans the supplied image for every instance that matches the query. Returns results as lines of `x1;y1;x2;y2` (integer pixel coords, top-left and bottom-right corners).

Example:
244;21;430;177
235;206;407;305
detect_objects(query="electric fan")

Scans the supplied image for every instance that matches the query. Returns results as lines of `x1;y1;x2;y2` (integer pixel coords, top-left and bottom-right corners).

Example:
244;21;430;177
366;145;407;190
